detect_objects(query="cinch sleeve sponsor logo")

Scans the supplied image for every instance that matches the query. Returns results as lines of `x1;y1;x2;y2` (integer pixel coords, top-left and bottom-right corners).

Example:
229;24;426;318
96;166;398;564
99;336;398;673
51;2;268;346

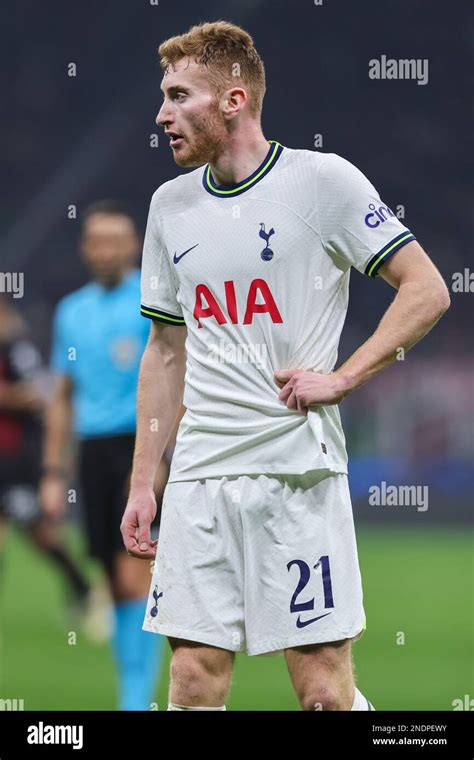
364;203;396;228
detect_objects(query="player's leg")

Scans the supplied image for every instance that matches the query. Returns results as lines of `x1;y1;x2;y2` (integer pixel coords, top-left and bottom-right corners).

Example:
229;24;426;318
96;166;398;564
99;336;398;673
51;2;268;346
143;478;246;710
167;638;234;710
241;471;374;709
285;636;373;710
1;483;91;603
25;512;91;603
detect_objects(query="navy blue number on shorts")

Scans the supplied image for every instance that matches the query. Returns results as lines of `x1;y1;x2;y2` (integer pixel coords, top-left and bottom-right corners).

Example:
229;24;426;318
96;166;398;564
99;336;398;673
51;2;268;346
287;556;334;628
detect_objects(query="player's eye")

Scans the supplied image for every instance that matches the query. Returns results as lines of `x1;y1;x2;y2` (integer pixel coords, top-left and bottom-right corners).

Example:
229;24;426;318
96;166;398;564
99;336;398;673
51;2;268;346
174;92;187;102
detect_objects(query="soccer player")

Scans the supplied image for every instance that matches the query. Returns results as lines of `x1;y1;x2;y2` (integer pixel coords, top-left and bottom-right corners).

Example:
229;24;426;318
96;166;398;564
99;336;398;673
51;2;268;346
0;295;91;616
40;201;168;710
121;21;451;711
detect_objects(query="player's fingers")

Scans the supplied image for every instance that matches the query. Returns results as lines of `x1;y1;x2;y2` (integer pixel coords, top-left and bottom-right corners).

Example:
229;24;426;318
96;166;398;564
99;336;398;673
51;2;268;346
296;393;308;416
127;544;157;560
274;368;300;387
120;514;139;552
137;514;152;552
278;382;293;402
122;531;139;554
286;388;298;410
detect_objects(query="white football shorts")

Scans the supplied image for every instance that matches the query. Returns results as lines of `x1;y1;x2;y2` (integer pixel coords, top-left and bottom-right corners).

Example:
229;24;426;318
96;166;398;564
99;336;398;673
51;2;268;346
143;470;366;655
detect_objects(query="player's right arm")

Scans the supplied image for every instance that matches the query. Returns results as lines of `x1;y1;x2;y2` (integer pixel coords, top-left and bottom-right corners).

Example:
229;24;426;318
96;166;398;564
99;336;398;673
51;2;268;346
0;379;43;413
39;295;75;518
121;319;186;559
39;373;74;518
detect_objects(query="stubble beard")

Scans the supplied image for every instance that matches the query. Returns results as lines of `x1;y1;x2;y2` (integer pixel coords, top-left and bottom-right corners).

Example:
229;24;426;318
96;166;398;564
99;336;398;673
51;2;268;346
173;104;227;168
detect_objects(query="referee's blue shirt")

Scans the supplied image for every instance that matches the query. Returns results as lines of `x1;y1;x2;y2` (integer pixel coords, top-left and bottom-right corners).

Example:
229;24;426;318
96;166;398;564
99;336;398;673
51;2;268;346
50;269;149;439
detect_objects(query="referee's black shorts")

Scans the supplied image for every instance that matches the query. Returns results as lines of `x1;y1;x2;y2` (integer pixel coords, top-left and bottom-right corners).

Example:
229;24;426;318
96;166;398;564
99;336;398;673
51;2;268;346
78;433;160;566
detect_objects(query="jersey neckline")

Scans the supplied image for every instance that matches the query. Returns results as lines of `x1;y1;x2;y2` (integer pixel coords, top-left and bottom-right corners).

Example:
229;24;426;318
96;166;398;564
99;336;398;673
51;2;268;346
202;140;284;198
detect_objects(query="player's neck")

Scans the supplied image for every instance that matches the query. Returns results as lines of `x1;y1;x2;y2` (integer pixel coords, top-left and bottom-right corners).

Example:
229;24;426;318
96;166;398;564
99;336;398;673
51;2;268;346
94;266;132;291
208;130;270;187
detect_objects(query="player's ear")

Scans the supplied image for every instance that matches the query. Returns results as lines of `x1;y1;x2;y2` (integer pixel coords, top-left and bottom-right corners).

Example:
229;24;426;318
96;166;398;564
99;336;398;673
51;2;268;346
221;86;247;118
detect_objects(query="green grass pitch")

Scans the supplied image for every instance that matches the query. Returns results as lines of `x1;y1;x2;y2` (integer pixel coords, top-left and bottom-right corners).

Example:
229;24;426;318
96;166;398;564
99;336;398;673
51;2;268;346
0;525;472;710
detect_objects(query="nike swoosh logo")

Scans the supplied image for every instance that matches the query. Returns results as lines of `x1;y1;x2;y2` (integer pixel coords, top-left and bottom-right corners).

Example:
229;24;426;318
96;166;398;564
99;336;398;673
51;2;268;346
296;612;332;628
173;243;199;264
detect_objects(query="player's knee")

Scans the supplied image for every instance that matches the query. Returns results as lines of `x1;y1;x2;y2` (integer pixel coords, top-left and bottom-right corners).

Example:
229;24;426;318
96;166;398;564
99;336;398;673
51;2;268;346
299;683;348;712
170;647;229;703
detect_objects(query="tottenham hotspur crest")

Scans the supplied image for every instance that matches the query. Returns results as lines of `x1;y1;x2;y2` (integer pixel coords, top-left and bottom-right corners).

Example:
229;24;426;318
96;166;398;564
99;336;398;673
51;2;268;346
259;223;275;261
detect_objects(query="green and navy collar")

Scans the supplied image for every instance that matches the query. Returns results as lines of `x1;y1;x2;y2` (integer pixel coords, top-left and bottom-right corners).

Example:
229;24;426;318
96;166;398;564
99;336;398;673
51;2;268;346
202;140;284;198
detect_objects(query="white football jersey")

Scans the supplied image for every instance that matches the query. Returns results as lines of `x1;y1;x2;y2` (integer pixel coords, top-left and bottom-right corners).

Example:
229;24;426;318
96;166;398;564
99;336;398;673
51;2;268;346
140;141;415;482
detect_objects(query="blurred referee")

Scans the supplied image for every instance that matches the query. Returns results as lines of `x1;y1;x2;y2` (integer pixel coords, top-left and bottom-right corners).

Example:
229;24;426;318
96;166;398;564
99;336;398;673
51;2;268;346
40;200;167;710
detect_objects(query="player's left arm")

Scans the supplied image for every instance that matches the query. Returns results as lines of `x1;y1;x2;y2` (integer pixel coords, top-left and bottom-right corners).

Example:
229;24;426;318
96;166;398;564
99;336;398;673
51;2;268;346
275;240;451;414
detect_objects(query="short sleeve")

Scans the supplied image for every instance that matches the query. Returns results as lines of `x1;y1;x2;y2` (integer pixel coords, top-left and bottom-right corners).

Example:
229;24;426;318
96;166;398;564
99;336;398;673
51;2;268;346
140;194;185;325
317;153;416;277
50;301;72;375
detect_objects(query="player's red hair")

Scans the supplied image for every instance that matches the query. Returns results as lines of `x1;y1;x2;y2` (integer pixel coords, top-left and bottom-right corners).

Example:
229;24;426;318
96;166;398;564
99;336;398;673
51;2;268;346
158;20;266;117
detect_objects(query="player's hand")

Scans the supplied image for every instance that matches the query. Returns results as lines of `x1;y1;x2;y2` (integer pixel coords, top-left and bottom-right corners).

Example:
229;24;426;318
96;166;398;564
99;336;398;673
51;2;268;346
274;368;352;415
121;487;158;560
39;474;67;518
0;381;44;413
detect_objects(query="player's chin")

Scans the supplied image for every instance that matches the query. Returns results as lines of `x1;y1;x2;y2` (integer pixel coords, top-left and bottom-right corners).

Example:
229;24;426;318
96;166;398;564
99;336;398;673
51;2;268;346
173;153;191;168
171;143;188;162
173;146;206;168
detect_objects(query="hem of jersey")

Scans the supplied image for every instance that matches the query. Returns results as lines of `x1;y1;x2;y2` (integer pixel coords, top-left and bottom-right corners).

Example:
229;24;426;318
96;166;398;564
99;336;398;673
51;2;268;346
246;620;367;656
142;621;246;653
140;303;185;325
167;460;348;483
365;231;416;278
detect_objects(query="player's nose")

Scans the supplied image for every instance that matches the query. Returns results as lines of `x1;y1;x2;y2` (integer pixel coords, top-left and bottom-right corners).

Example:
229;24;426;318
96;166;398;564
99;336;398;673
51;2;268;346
156;101;172;126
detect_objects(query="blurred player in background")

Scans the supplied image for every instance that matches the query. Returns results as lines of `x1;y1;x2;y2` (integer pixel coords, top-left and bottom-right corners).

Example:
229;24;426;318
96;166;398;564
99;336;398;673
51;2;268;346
40;201;169;710
0;295;91;617
121;21;450;711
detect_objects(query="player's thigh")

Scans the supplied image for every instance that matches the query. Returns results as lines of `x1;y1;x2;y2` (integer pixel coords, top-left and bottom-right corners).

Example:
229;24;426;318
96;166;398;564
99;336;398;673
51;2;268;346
285;637;355;695
168;637;235;686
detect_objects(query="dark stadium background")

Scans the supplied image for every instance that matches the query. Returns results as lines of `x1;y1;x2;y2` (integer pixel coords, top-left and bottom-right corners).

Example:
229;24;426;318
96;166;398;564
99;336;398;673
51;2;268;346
0;0;472;710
